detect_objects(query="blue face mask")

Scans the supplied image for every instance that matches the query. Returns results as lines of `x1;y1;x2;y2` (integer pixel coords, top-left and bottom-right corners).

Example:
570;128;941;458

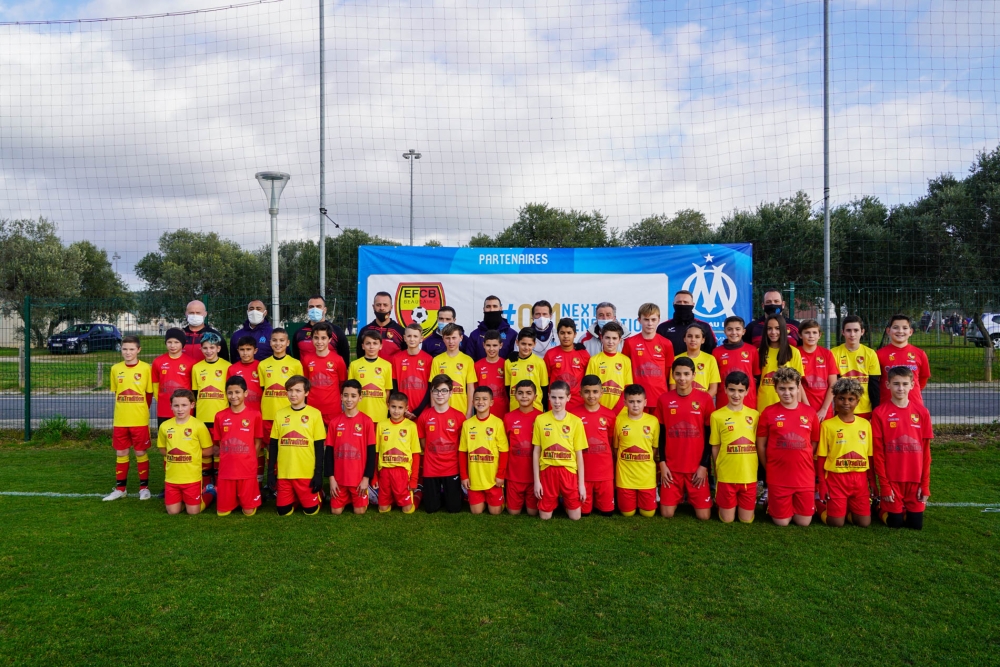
307;307;323;322
596;319;612;329
437;321;447;333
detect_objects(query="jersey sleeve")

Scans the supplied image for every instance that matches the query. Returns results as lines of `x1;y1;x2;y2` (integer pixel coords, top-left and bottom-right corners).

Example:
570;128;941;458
503;359;513;385
157;425;168;448
293;358;305;376
458;422;470;452
109;364;117;394
313;412;327;441
709;412;722;446
866;351;881;377
464;359;476;386
537;359;549;386
335;356;348;383
623;359;633;385
649;418;661;445
191;366;202;391
816;421;830;457
415;412;427;439
585;356;598;377
751;348;761;375
707;358;721;385
573;419;588;451
809;412;821;443
756;409;771;439
410;427;422;454
919;349;931;387
532;418;543;447
791;349;805;374
348;362;359;382
497;421;509;452
198;423;214;451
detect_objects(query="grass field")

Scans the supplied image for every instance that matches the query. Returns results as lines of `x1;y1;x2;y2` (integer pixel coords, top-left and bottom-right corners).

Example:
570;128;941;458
0;430;997;665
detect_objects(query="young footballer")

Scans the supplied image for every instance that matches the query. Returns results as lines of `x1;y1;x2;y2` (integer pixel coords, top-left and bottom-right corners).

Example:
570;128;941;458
103;336;154;501
416;374;466;514
157;389;216;515
228;336;263;411
876;314;931;406
326;380;377;515
212;377;264;516
621;303;674;410
506;328;549;412
655;357;713;520
504;380;542;516
544;318;590;411
570;375;617;516
259;328;305;434
756;367;820;526
376;391;422;514
710;371;760;523
816;378;873;527
151;328;194;427
871;367;933;530
460;386;510;515
393;322;433;419
475;330;509;418
670;324;720;399
268;376;326;516
192;333;231;484
712;316;760;410
432;323;477;418
532;381;588;521
798;319;837;419
585;322;633;413
613;384;660;518
349;329;394;423
756;315;806;412
302;321;348;422
831;316;881;419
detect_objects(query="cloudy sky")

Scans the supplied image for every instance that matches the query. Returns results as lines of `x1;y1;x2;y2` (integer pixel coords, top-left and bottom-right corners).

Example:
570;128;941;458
0;0;997;285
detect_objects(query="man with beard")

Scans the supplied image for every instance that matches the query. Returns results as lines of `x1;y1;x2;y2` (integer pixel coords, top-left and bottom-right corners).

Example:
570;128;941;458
468;295;516;361
356;291;406;360
744;289;802;347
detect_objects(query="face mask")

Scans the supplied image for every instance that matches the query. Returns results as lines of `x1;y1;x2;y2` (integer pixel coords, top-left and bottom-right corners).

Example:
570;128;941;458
596;319;612;330
483;311;503;328
673;304;694;321
307;307;324;322
533;317;551;331
763;304;782;317
247;310;265;325
437;321;447;333
186;314;205;327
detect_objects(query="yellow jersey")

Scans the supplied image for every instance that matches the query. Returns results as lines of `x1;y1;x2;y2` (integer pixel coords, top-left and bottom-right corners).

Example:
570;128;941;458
157;418;212;484
756;346;805;412
433;351;477;414
111;360;153;428
613;412;660;489
818;415;872;473
505;355;549;412
192;358;231;424
259;355;304;421
269;405;326;479
709;405;760;484
348;356;394;423
459;414;509;491
532;411;588;473
585;352;633;412
830;344;880;413
376;418;421;474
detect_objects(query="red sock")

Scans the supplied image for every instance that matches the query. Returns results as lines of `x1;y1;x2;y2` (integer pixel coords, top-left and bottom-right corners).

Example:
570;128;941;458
115;455;130;491
136;452;150;490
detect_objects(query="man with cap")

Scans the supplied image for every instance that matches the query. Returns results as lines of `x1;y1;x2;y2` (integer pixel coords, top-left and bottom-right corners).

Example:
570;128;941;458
229;299;273;361
655;290;717;356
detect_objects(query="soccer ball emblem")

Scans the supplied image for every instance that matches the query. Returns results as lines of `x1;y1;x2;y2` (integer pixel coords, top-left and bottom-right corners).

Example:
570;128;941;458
411;306;429;325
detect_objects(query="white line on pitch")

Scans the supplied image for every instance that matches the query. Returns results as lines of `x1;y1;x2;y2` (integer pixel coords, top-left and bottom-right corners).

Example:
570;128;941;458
0;491;103;498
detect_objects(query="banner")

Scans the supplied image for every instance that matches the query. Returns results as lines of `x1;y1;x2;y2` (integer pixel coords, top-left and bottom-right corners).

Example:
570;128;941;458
357;245;753;339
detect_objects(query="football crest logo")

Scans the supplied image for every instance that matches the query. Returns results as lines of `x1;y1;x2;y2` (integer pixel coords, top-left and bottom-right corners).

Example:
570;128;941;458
447;419;455;428
486;427;494;436
741;351;749;359
856;355;865;365
615;363;623;372
183;428;192;437
133;372;142;382
561;425;571;434
301;415;309;423
395;282;446;339
281;366;289;374
456;363;464;371
745;416;753;425
179;364;187;372
526;364;534;373
910;414;920;424
354;423;362;432
399;429;408;438
242;419;250;427
692;401;700;410
859;430;867;440
215;369;223;378
697;363;705;371
800;416;809;425
643;425;651;435
599;417;608;427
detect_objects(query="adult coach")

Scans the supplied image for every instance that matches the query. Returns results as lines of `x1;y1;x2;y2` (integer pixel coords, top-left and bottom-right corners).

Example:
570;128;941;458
356;291;406;360
229;299;273;361
182;299;229;362
292;295;351;368
577;302;627;356
468;296;515;361
656;290;716;355
744;289;801;347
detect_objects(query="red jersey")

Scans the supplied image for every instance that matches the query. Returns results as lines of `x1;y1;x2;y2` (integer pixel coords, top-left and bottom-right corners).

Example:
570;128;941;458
800;346;837;418
326;411;376;487
151;353;195;418
503;408;541;483
876;344;931;406
757;402;820;489
570;405;616;482
226;360;262;410
622;334;674;407
474;357;509;417
544;347;590;410
871;401;933;490
212;407;264;480
655;389;713;474
712;343;760;409
415;407;465;477
392;350;433;414
302;352;348;418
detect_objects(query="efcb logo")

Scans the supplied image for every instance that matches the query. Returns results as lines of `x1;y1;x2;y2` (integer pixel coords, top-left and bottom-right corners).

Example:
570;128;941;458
681;256;738;319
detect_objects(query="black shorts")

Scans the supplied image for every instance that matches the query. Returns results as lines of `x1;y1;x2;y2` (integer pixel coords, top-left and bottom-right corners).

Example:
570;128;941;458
422;475;463;514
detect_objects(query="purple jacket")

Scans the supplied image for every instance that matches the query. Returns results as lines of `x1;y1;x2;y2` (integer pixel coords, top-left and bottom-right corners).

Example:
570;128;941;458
229;320;273;361
467;318;516;361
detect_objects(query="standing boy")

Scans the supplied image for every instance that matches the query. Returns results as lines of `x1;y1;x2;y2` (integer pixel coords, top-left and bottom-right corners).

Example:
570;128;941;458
326;380;377;515
570;375;617;517
376;392;422;514
268;376;326;516
585;322;633;414
504;380;542;515
613;385;660;518
151;328;194;427
212;377;264;516
259;328;305;435
712;316;760;410
831;316;881;419
416;374;466;514
544;318;590;411
103;336;154;501
506;328;549;413
532;381;588;521
432;323;477;418
475;330;510;418
459;387;510;515
157;389;216;515
816;378;873;527
710;371;760;524
393;322;433;419
349;330;394;423
228;336;263;412
192;333;231;484
671;324;721;399
798;319;837;420
622;303;674;410
302;321;348;422
876;314;931;406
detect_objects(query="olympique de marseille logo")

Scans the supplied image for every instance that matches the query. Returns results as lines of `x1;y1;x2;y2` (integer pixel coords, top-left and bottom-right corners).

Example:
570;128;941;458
681;256;738;319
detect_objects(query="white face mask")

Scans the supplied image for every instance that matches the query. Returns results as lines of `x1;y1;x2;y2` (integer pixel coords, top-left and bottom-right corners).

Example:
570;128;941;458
247;310;265;325
533;317;551;331
187;314;205;327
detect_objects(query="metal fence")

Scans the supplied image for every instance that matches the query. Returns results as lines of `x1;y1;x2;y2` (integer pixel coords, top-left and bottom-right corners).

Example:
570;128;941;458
2;285;998;438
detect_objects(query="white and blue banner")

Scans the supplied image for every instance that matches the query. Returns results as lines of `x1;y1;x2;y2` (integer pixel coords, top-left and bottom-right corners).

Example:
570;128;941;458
357;245;753;338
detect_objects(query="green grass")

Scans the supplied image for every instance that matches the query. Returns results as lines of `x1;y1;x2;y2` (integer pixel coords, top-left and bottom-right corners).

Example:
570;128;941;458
0;434;997;664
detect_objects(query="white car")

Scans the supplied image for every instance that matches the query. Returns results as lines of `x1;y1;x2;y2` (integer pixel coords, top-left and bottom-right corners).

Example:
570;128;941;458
967;313;1000;349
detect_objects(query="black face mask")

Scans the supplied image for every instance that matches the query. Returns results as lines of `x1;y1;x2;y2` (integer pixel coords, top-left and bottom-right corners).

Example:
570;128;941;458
483;311;504;328
763;304;782;317
673;304;694;321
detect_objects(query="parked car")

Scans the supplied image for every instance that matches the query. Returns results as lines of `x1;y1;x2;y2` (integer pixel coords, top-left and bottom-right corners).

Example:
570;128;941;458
966;313;1000;349
47;323;123;354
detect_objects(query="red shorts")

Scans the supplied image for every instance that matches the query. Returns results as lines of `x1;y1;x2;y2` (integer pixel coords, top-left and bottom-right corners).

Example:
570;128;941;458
505;480;537;512
716;482;756;511
659;473;713;510
378;467;413;508
216;478;261;513
538;466;581;513
617;487;656;514
767;485;814;519
113;426;151;452
164;481;202;506
276;478;320;509
468;486;504;507
879;480;926;514
824;471;870;518
583;479;615;514
330;484;370;510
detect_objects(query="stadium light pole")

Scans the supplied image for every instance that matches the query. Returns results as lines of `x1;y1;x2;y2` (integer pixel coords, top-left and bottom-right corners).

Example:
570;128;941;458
402;148;421;246
255;171;291;325
823;0;832;344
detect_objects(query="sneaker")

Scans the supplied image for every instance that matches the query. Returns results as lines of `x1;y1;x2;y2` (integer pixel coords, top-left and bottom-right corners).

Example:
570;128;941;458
138;488;152;501
102;488;127;502
204;483;217;497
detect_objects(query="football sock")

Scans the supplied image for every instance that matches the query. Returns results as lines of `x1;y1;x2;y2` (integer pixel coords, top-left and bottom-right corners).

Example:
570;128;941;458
243;508;257;516
904;511;924;530
213;455;221;484
217;510;231;517
621;509;636;517
115;455;130;491
882;511;904;528
302;504;320;516
379;505;392;513
639;509;656;518
277;504;295;516
135;452;150;490
257;454;266;479
739;513;755;524
819;510;829;525
402;504;416;514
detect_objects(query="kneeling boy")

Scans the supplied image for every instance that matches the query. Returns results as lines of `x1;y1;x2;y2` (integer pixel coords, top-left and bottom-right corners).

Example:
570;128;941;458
532;381;588;521
377;392;422;513
268;376;326;516
157;389;216;515
460;386;509;514
213;377;264;516
613;384;660;517
710;371;760;523
327;380;377;515
817;378;873;527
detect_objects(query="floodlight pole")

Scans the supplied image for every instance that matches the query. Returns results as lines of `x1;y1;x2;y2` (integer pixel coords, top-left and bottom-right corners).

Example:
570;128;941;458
823;0;832;344
255;171;291;326
403;149;421;245
319;0;326;298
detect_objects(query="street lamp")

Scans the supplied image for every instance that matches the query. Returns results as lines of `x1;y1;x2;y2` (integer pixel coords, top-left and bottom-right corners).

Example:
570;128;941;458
402;148;421;246
255;171;291;325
